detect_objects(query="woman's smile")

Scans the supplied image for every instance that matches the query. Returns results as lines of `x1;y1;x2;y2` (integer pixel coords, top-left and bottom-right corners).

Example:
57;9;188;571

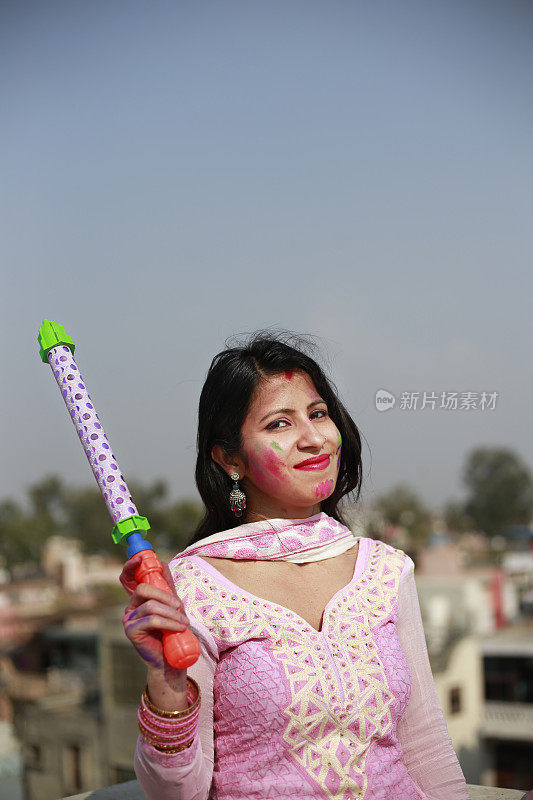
293;454;331;470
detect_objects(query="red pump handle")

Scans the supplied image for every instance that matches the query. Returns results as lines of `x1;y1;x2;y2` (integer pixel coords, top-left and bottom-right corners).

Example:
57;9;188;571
134;549;201;669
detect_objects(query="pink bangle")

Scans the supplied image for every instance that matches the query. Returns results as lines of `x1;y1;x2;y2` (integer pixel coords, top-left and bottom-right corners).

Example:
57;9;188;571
138;715;198;751
138;705;200;734
137;676;201;752
138;707;200;742
139;695;200;735
138;726;196;753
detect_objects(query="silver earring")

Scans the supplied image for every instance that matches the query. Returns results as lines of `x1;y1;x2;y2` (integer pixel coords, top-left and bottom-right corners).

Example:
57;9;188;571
229;472;246;518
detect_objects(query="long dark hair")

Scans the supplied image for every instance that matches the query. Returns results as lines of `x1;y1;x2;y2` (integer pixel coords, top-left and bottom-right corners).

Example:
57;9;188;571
187;331;363;545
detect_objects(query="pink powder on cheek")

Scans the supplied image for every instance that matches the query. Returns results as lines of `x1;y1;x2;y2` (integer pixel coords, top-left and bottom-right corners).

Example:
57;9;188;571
262;447;287;480
315;479;335;499
248;448;288;486
248;452;268;483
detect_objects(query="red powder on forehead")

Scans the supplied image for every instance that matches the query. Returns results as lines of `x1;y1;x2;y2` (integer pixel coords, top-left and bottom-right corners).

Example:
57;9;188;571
284;370;293;380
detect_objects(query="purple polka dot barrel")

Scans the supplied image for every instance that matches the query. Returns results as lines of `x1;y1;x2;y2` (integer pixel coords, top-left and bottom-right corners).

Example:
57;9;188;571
47;345;138;524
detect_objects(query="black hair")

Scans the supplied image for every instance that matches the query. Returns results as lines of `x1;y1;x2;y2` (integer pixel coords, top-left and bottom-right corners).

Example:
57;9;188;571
187;331;363;545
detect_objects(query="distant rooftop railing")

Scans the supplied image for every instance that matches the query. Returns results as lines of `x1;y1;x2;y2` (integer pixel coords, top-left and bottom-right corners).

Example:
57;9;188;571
482;701;533;741
62;782;528;799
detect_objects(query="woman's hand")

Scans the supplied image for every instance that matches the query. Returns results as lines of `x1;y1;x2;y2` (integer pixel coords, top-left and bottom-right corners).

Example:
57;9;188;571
120;554;190;673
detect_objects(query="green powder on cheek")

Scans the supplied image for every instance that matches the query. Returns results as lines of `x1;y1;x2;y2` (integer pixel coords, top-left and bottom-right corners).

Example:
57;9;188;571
271;441;282;451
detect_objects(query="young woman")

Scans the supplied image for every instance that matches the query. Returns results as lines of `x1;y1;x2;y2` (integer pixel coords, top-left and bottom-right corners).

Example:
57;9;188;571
120;333;470;800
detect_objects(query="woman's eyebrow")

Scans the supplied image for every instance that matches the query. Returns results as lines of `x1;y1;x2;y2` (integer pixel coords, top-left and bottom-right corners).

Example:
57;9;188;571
259;400;324;424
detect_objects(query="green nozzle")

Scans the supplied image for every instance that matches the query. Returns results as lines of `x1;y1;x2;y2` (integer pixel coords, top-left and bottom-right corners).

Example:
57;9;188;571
112;515;151;545
38;319;75;363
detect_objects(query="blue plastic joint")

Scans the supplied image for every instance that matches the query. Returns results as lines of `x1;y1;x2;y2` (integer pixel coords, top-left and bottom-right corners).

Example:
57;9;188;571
126;533;154;558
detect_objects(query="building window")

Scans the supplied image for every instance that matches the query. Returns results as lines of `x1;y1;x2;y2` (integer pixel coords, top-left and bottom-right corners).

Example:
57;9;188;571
110;643;147;706
449;686;462;714
496;740;533;791
484;656;533;703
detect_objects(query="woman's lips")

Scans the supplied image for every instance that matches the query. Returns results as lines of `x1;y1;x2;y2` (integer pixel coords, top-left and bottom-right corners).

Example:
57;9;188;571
293;455;331;471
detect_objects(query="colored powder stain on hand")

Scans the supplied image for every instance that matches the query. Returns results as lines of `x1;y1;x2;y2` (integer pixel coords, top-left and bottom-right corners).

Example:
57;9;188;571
271;441;282;451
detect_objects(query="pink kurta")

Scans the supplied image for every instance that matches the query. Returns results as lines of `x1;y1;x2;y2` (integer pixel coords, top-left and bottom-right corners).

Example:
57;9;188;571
134;527;469;800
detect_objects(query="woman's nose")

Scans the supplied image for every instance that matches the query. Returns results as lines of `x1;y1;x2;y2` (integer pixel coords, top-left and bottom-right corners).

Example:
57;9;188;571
297;419;325;448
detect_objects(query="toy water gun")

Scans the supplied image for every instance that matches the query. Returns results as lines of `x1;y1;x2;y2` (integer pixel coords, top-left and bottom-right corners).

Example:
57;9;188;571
37;319;201;669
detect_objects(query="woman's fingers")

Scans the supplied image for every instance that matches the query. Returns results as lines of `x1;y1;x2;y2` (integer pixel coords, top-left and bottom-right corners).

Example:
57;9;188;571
119;554;143;595
119;557;179;603
119;554;191;672
122;598;189;644
124;614;188;634
124;597;189;625
126;581;188;614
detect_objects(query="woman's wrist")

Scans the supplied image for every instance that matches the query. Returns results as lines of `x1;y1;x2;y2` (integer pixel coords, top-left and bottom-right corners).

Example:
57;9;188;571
146;665;189;711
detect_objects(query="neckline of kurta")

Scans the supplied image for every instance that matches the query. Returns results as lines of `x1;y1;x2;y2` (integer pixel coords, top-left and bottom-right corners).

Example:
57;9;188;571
187;536;371;635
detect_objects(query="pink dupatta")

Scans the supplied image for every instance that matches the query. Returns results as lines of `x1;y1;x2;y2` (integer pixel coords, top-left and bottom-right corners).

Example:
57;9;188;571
178;511;357;564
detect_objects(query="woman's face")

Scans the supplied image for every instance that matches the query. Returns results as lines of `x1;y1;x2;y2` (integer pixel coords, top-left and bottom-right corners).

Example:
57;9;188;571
237;370;342;520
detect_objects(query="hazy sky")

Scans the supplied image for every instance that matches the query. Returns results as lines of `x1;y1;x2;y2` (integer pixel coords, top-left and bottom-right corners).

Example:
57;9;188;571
2;0;532;517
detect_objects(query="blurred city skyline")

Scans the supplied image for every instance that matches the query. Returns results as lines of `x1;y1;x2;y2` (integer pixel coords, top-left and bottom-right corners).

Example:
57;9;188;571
2;0;532;512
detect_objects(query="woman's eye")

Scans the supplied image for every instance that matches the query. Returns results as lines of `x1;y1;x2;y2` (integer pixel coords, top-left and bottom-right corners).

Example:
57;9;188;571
266;419;289;431
265;410;327;430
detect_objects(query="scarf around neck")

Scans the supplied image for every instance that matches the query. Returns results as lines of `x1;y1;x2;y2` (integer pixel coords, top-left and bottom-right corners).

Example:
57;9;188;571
179;512;357;564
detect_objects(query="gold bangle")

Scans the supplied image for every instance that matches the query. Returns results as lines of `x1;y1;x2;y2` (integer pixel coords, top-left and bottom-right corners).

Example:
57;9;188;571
138;723;195;752
138;720;198;746
153;742;193;754
138;706;199;732
143;676;200;718
139;720;192;742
